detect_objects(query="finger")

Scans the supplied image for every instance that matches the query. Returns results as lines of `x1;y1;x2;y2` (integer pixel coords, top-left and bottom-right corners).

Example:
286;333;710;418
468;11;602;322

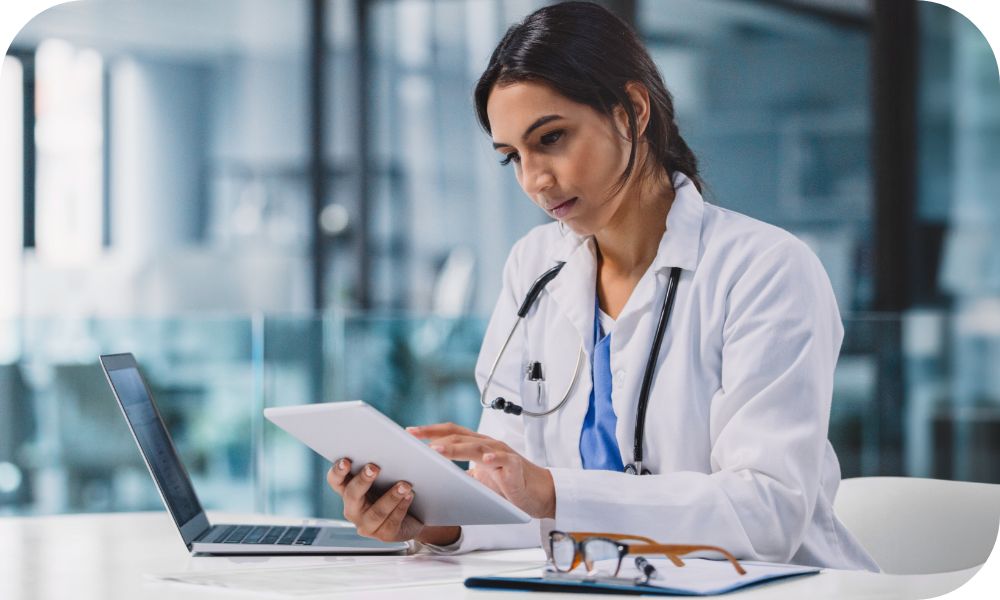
479;451;521;478
406;422;484;440
373;487;415;539
469;467;504;495
481;450;516;467
426;433;488;450
358;482;411;537
430;440;499;461
343;463;379;509
326;458;352;494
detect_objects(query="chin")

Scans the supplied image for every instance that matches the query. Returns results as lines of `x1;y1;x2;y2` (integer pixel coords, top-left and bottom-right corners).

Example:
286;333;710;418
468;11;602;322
559;217;599;238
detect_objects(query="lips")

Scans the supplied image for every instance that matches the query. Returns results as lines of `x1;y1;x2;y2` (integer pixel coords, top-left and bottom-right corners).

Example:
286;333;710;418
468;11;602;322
548;197;577;218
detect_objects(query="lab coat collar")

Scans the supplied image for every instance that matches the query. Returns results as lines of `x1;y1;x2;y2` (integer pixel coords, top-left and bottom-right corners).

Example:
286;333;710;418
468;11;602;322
651;171;704;274
547;171;704;273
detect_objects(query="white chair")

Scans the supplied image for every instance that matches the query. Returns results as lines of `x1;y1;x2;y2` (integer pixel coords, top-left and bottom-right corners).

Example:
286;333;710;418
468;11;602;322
834;476;1000;574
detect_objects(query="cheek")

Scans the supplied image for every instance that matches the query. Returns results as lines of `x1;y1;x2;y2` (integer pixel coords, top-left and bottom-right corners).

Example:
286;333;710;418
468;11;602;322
561;136;626;195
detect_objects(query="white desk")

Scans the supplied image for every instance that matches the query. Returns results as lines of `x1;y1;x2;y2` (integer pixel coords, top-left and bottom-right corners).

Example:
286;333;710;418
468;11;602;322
0;511;981;599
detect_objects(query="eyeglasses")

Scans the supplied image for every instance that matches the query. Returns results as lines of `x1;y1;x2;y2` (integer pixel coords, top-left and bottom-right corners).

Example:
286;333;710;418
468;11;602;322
548;530;747;578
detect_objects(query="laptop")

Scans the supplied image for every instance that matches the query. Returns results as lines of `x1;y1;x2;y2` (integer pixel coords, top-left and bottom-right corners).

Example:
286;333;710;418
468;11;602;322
99;352;408;555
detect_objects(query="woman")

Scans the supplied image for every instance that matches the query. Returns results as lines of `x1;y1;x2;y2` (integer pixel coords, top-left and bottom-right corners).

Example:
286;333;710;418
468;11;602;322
325;1;878;571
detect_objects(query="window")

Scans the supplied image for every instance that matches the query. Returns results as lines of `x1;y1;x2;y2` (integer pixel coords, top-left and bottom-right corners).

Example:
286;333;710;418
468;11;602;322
0;55;23;333
33;40;104;266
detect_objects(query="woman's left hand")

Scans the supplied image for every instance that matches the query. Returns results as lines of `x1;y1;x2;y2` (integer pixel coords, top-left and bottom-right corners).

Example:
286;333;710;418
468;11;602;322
406;423;555;519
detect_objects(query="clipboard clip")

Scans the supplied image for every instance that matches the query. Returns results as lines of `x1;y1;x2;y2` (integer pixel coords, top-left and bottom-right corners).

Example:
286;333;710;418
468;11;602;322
542;567;648;587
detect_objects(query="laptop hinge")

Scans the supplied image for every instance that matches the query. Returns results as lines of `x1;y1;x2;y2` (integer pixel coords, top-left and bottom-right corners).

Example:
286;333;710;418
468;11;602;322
192;526;214;543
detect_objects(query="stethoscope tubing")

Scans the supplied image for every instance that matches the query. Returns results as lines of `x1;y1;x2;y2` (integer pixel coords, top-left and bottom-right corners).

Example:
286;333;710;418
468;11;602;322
478;311;585;418
481;261;682;475
630;266;682;473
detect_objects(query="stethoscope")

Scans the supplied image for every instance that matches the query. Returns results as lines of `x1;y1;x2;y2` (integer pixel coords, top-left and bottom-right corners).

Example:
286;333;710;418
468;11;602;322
480;262;683;475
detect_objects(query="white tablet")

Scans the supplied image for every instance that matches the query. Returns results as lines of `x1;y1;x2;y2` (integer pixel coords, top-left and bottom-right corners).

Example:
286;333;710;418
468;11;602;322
264;401;531;526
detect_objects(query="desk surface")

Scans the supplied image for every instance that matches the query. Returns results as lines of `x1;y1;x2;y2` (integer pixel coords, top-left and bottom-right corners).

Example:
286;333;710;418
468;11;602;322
0;511;981;599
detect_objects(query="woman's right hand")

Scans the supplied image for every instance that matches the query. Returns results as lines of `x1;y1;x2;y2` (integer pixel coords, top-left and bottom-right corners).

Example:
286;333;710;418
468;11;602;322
326;457;461;546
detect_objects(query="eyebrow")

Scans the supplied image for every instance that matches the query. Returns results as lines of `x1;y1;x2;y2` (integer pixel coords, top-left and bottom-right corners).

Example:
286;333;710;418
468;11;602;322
492;114;564;149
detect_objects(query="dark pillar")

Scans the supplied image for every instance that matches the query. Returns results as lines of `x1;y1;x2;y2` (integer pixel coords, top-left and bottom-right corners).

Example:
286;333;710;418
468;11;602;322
871;0;919;475
307;0;329;516
18;51;36;249
309;0;328;311
355;0;372;309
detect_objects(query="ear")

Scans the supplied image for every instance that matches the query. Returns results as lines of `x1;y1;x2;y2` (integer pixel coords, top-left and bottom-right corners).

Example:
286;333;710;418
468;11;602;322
612;81;652;142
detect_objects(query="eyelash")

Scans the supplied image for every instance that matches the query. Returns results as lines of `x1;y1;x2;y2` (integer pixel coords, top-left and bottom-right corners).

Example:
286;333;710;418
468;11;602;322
499;130;564;167
499;153;519;167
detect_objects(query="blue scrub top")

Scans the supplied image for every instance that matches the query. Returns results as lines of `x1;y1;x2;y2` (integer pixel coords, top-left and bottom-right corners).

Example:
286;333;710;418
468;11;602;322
579;297;625;472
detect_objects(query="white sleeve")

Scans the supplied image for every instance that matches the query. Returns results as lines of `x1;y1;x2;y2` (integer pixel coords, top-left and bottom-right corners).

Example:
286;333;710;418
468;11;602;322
549;238;843;563
427;241;547;554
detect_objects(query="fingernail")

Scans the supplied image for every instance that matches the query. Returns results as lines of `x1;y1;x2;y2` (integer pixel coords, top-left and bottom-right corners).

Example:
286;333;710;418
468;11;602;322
405;426;418;432
483;453;495;462
396;484;410;496
337;459;348;471
364;466;376;477
430;445;443;452
405;492;414;501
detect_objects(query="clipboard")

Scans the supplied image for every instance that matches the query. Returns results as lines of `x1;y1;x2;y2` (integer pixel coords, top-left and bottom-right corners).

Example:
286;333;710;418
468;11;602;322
465;559;821;596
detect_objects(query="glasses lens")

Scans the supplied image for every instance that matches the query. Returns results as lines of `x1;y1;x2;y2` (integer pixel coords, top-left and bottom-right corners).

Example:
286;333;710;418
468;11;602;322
582;539;622;575
550;532;576;572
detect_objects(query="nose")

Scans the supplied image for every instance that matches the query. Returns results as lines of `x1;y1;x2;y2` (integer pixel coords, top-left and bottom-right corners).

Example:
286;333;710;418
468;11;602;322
518;155;555;198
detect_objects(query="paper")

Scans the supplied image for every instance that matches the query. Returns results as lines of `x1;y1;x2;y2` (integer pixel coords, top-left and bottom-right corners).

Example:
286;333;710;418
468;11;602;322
150;554;543;597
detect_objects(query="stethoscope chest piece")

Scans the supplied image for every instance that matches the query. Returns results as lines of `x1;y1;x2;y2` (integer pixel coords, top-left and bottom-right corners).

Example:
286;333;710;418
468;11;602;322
624;462;651;476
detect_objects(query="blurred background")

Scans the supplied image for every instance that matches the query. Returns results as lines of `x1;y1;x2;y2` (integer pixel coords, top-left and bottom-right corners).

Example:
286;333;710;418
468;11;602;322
0;0;998;521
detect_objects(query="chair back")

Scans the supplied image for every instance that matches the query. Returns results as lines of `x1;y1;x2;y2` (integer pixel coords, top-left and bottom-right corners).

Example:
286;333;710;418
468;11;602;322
834;476;1000;574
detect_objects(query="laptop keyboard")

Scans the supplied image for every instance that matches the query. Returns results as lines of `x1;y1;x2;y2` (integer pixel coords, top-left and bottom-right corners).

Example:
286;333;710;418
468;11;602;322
205;525;321;546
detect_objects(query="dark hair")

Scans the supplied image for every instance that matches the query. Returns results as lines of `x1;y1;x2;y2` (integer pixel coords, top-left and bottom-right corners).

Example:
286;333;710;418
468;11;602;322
474;1;703;194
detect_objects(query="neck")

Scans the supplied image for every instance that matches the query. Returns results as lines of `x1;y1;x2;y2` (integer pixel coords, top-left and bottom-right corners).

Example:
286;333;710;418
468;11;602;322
594;167;675;278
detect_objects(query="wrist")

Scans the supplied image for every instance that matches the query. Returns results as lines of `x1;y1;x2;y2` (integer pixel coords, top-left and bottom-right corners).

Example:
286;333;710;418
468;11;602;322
416;525;461;547
539;467;556;519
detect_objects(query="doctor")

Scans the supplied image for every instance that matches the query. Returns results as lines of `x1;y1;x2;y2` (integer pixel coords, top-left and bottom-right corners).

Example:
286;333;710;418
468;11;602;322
326;1;878;571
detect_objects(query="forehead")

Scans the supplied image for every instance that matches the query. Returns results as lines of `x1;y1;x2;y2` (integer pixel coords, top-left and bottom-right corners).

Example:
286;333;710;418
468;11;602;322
486;81;590;141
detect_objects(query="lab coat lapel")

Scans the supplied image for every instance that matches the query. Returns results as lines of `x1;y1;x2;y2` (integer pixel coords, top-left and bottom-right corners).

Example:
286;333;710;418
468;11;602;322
542;235;597;469
546;237;597;353
609;173;705;467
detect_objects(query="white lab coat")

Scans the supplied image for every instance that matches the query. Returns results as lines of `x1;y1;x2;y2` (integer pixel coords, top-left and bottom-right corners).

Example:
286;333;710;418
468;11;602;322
447;173;878;571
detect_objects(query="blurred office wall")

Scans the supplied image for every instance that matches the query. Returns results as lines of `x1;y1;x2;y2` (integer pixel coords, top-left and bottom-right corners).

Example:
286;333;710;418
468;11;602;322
0;0;998;518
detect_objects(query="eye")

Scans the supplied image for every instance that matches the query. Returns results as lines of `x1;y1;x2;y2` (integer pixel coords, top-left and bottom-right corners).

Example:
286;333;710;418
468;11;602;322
540;130;563;145
499;152;520;167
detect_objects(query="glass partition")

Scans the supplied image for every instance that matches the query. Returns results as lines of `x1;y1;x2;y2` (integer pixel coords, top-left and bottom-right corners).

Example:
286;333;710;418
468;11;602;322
2;317;257;516
2;311;999;519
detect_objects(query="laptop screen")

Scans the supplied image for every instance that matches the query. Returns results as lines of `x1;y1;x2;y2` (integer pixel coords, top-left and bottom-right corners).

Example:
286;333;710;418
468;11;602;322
104;361;204;529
